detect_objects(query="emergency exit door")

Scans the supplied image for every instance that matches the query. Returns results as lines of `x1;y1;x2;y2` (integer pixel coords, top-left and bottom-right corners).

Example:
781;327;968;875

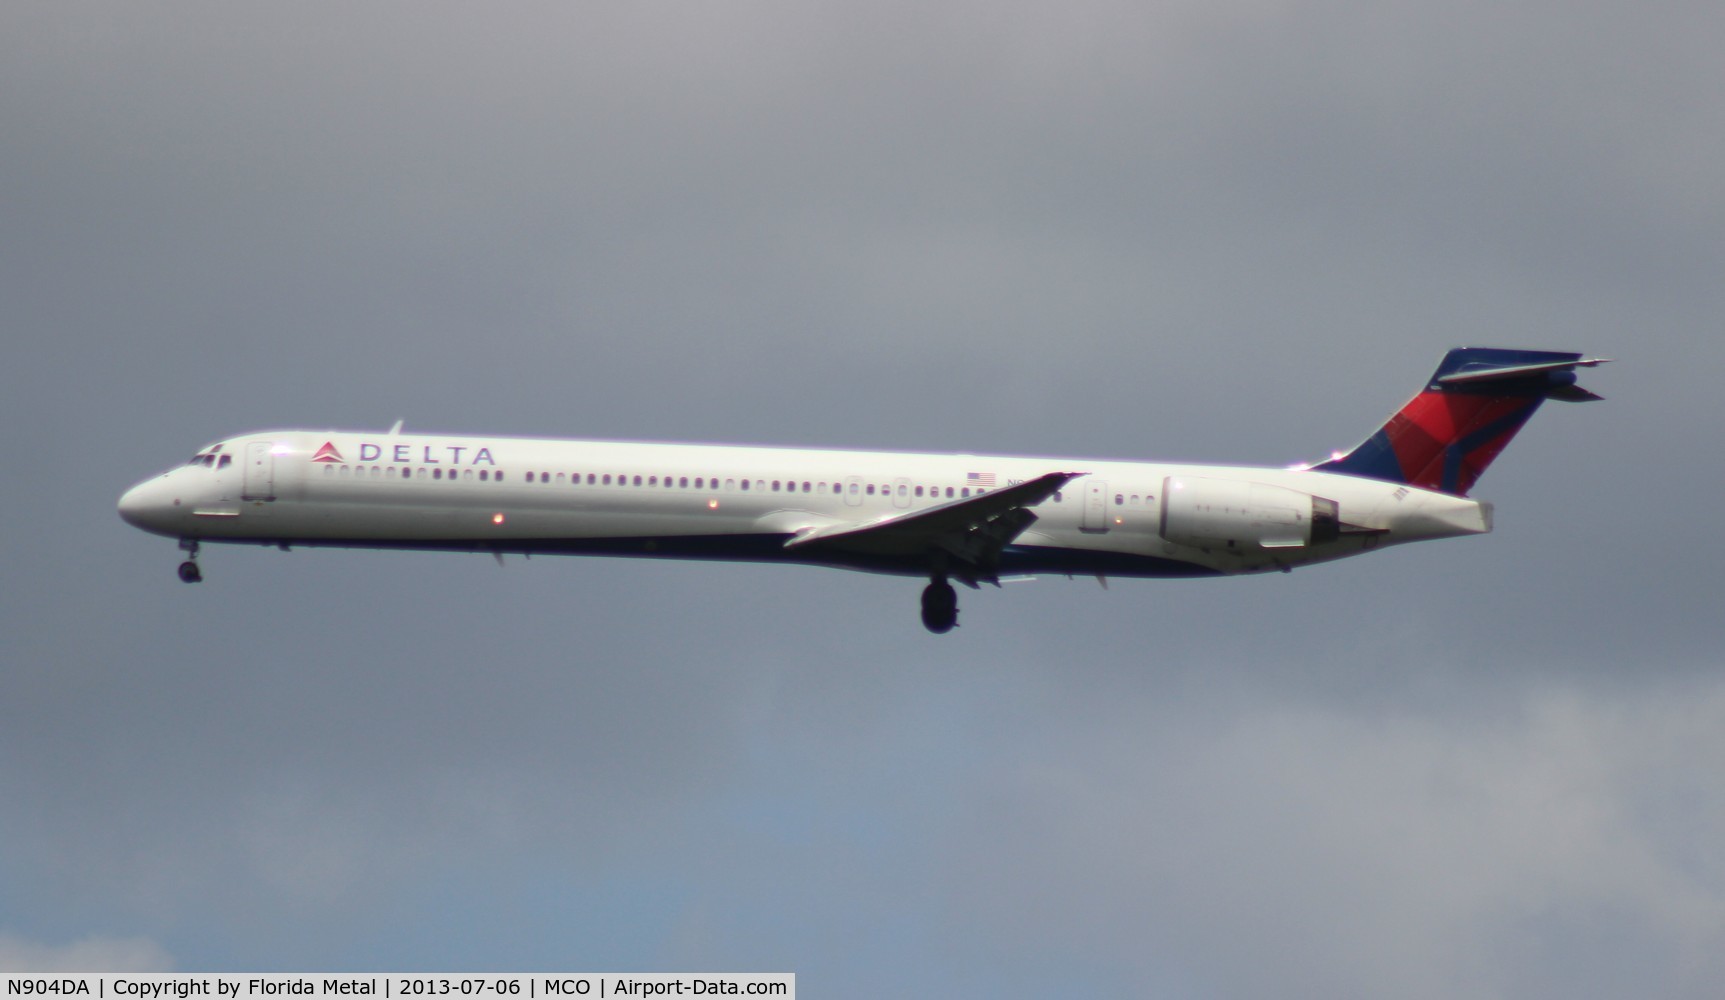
1080;479;1109;533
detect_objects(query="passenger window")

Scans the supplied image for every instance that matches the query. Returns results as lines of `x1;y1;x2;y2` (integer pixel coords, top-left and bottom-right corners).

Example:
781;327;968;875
1115;494;1124;505
741;480;751;491
633;475;643;486
962;488;970;497
480;470;490;481
603;474;612;486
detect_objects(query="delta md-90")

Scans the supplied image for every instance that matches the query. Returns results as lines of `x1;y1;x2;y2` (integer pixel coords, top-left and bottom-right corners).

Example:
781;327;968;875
120;348;1608;632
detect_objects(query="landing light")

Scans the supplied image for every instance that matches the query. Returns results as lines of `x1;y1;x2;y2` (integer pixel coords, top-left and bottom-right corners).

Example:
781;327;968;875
708;499;720;510
492;513;505;525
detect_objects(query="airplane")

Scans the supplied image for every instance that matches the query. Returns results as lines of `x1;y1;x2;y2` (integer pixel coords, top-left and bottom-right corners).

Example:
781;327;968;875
119;347;1608;633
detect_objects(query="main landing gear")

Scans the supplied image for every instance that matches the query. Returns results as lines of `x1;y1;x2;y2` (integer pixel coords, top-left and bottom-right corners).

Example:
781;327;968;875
921;577;958;634
177;539;202;583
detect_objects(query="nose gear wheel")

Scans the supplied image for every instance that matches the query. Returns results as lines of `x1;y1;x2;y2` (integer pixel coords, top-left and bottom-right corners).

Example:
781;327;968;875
177;539;202;583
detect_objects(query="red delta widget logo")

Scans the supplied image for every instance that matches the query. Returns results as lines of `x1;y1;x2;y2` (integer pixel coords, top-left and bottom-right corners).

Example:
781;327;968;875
312;441;496;466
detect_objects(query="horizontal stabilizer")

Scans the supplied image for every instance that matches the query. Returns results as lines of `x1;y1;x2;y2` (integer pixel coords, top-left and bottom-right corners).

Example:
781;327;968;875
1436;355;1612;395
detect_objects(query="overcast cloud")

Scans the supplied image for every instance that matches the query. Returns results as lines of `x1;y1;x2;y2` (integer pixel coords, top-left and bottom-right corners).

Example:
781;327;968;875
4;2;1723;996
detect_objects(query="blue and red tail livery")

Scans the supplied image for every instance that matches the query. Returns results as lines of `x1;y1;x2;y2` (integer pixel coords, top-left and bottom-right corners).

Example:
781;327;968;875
1315;347;1609;496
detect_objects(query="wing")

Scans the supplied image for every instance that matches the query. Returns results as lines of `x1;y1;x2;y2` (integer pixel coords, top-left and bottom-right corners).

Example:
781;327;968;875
783;471;1084;585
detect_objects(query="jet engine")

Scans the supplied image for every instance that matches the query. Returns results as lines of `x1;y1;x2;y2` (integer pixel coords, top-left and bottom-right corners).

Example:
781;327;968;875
1159;476;1341;550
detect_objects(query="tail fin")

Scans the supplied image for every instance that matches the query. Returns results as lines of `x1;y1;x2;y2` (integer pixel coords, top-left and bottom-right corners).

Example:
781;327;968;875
1314;347;1610;496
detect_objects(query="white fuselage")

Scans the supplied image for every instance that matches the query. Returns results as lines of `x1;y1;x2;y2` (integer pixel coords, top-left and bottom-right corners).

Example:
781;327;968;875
119;429;1491;579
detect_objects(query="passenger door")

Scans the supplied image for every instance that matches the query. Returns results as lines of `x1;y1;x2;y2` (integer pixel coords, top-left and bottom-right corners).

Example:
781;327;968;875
242;441;276;501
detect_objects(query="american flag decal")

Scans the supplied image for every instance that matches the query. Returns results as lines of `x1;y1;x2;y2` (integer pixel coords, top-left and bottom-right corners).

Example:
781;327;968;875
966;472;996;488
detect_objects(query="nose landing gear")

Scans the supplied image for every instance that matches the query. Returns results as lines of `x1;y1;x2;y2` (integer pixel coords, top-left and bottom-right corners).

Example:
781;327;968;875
921;577;958;634
177;539;202;583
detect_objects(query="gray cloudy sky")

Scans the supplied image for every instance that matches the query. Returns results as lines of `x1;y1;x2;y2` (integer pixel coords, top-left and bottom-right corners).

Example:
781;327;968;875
4;2;1724;996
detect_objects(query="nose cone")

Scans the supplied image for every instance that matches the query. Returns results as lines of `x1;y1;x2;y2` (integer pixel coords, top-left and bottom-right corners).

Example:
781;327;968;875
119;474;182;536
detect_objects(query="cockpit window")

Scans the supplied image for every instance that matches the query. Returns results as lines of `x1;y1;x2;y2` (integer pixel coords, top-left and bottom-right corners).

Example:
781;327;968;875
189;444;234;469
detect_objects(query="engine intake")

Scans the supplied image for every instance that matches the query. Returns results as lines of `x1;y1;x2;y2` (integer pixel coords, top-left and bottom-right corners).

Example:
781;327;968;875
1160;476;1341;550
